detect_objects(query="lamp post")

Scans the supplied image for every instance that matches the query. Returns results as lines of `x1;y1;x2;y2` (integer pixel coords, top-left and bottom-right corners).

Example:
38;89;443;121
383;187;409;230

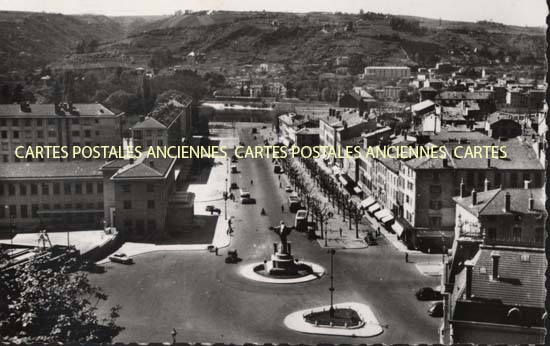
5;205;12;245
324;220;328;247
224;178;228;220
328;248;336;317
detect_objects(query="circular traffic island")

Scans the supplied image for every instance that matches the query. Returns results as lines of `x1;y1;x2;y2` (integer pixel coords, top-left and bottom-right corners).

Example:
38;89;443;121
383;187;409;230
284;302;384;337
240;261;325;284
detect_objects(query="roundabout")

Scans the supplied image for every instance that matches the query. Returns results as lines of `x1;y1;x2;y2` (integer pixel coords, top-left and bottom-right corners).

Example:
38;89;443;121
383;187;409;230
283;302;384;337
239;261;325;284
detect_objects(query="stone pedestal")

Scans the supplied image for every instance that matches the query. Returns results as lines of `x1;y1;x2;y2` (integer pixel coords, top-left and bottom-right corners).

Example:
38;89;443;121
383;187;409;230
267;241;300;275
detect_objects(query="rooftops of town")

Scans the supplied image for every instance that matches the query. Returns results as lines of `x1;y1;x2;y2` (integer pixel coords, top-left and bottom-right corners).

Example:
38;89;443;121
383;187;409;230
0;161;105;179
454;188;545;217
108;155;176;180
0;103;116;117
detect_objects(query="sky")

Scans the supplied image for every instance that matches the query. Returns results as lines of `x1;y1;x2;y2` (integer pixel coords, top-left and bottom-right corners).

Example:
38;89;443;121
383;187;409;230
0;0;546;27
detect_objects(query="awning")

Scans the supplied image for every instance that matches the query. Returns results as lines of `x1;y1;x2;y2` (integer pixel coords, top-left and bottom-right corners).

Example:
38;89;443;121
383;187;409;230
374;208;393;221
367;203;381;213
338;176;348;186
353;186;363;194
380;215;395;224
392;223;405;237
361;196;376;208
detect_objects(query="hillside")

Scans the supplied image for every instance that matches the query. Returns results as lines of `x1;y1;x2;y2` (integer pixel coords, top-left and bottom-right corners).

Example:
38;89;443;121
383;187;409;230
110;10;545;70
0;11;125;74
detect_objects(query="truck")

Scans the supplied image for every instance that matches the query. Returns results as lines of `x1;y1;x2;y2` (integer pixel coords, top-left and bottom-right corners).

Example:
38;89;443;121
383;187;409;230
288;195;302;213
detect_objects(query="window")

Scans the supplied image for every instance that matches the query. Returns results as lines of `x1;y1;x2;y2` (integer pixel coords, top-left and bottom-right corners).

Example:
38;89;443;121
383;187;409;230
42;204;50;210
86;182;93;194
510;172;518;187
97;182;103;193
534;173;541;187
405;195;410;203
20;205;28;218
466;172;474;186
0;119;5;126
84;130;91;138
146;130;152;137
12;119;18;126
36;119;42;126
487;228;496;241
494;172;501;187
24;119;31;127
71;130;80;137
429;200;442;210
47;118;56;125
146;140;152;147
432;172;440;182
123;219;132;230
0;184;3;195
0;206;4;218
30;183;38;195
1;155;6;162
48;130;56;137
0;131;6;139
522;173;530;184
53;183;60;194
147;219;156;232
534;228;544;243
8;205;16;217
75;183;82;194
123;200;132;210
12;131;19;139
512;227;522;242
147;200;155;209
429;216;442;227
158;139;163;146
75;203;82;210
122;184;131;193
42;183;49;195
157;130;163;136
64;204;73;209
147;183;154;193
31;204;39;217
429;185;442;195
72;118;80;125
64;182;71;194
8;184;15;196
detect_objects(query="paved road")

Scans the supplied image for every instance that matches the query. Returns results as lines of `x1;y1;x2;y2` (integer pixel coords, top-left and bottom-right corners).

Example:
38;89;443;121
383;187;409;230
89;123;441;344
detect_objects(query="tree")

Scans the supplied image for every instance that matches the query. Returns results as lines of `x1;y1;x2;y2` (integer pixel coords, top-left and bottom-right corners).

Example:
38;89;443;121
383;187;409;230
0;253;123;342
11;84;24;103
104;90;134;113
0;84;11;104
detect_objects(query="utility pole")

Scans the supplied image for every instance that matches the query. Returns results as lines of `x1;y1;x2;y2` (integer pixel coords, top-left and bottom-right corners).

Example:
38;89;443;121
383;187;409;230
224;178;228;220
328;248;336;317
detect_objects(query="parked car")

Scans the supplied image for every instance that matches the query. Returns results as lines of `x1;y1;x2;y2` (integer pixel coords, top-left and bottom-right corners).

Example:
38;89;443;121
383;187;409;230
273;164;283;174
285;185;293;192
231;155;238;163
231;164;238;173
251;128;258;134
288;195;302;213
225;249;240;263
239;189;250;198
240;197;256;204
365;232;377;245
230;182;239;189
205;205;221;214
415;287;443;301
428;302;444;317
295;209;308;231
109;253;133;264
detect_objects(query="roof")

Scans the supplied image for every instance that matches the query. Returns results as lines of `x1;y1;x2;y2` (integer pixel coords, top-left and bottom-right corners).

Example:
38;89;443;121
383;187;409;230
0;161;104;180
436;91;493;100
411;100;435;112
454;188;545;217
486;112;523;125
0;103;115;117
147;103;185;128
469;246;545;308
131;116;167;130
110;155;176;180
420;86;437;92
352;87;375;99
321;110;370;128
366;66;410;70
378;157;401;173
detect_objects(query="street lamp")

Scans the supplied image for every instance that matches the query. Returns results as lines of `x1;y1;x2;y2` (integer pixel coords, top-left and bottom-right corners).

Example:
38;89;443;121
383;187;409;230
5;205;12;245
224;178;228;220
328;248;336;317
324;220;328;247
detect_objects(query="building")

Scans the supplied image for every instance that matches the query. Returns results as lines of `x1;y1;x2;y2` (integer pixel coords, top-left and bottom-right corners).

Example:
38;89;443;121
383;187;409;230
436;91;496;116
484;112;522;139
0;103;122;163
143;97;193;146
441;187;545;343
0;161;105;232
383;86;402;100
364;66;411;80
131;117;168;149
420;87;438;101
338;88;376;111
278;113;319;147
101;155;185;240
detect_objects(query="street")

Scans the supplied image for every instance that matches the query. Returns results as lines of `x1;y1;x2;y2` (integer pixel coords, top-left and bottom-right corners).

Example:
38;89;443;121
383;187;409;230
89;123;441;343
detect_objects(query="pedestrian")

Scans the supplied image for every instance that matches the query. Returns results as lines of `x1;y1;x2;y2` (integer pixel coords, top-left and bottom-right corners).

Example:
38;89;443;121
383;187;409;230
405;252;409;263
215;247;218;256
281;205;285;213
250;179;253;185
339;228;342;237
279;182;282;188
278;175;281;181
377;227;380;237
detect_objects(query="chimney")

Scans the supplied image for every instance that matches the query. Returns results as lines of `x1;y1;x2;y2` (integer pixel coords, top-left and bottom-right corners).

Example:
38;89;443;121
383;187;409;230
504;192;511;212
459;178;465;198
528;194;534;211
484;178;490;191
465;260;474;299
491;251;500;280
524;180;530;189
471;189;477;205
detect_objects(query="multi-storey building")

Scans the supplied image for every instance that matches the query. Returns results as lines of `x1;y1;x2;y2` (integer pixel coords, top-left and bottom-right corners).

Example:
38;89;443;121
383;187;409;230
0;161;105;231
143;98;193;146
364;66;411;80
0;103;122;162
440;187;545;343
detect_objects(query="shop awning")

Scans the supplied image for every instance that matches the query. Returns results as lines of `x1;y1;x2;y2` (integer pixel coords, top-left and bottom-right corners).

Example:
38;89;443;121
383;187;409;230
380;214;395;224
367;203;381;213
374;208;393;221
338;176;348;186
361;196;376;208
391;223;405;237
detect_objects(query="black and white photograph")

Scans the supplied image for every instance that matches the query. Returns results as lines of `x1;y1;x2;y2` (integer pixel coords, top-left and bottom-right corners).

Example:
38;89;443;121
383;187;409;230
0;0;547;344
